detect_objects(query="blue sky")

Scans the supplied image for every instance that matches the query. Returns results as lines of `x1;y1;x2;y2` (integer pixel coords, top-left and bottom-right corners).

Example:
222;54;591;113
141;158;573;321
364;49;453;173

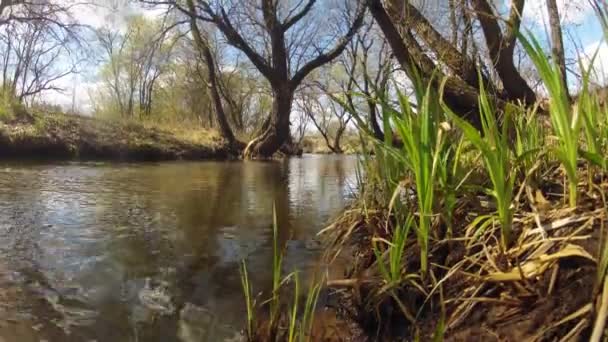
521;0;607;85
47;0;608;112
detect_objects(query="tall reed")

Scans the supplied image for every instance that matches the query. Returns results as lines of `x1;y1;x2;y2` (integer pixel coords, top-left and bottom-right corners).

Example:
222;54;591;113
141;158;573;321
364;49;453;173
440;78;515;249
519;33;581;207
385;78;444;275
240;205;324;342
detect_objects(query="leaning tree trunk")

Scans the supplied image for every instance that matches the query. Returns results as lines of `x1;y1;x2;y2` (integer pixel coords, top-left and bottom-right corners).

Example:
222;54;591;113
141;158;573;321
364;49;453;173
244;85;293;158
547;0;570;103
187;0;242;151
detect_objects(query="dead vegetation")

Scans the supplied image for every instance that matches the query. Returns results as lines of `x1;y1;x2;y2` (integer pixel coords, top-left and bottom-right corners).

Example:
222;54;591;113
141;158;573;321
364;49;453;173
0;111;233;161
320;165;607;341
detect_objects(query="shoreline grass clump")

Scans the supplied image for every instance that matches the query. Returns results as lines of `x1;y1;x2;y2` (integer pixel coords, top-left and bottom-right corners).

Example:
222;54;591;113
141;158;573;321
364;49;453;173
255;36;608;342
519;34;583;207
385;76;444;275
240;207;325;342
441;77;515;249
242;8;608;340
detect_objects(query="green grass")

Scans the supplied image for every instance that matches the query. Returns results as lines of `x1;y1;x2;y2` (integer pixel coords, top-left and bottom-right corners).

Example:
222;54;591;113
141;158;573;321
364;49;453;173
513;104;545;182
367;71;448;275
240;206;324;342
519;33;582;207
240;260;255;340
441;77;515;249
286;272;323;342
373;215;414;286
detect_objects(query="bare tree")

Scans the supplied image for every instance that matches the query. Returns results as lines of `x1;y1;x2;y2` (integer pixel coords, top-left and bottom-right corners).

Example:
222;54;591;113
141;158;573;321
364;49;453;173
300;87;352;153
343;20;394;141
292;105;309;147
141;0;366;158
185;0;240;147
0;1;84;105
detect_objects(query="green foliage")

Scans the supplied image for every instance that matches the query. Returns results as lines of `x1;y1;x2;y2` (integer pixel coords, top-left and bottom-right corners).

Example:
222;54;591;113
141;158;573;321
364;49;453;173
240;206;324;342
0;87;25;122
270;207;283;327
519;33;581;207
389;78;444;274
513;104;544;182
286;272;323;342
578;51;608;171
440;77;515;249
373;215;414;286
436;136;468;237
240;260;255;340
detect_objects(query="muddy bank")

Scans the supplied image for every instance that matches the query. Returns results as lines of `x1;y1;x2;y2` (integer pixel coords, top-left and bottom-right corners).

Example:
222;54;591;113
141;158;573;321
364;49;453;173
311;167;606;341
0;112;234;161
245;164;606;341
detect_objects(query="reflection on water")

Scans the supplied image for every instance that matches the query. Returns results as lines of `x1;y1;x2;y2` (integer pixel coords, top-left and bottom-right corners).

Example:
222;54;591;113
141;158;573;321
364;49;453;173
0;155;357;341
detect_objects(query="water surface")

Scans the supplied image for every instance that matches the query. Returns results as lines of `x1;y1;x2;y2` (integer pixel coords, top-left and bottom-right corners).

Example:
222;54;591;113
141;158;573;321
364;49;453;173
0;155;357;341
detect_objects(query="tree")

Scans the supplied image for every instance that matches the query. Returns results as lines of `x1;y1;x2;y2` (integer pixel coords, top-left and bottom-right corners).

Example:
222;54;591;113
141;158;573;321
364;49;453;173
299;85;352;154
341;20;394;141
365;0;543;126
96;15;176;118
141;0;366;158
186;0;240;148
0;1;83;105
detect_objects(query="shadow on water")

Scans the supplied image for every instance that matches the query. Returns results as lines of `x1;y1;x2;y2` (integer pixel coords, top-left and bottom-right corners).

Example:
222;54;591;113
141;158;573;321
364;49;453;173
0;155;358;341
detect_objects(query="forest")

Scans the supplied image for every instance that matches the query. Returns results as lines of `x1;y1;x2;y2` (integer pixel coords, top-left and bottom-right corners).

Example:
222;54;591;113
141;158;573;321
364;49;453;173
1;0;608;341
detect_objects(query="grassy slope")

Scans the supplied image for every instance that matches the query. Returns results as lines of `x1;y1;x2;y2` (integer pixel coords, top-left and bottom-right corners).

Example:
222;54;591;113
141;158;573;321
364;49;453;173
0;111;231;161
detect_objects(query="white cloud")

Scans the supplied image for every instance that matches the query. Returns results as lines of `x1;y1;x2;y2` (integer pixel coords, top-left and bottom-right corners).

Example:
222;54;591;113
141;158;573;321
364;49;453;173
522;0;594;27
45;75;101;114
581;40;608;86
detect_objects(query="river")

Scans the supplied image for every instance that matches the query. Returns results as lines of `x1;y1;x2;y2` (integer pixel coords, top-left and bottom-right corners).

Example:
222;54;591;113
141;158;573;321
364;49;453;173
0;155;358;341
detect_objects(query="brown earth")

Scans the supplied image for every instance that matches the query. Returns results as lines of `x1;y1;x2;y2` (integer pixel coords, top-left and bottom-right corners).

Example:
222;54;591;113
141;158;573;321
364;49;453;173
0;112;235;161
309;166;607;342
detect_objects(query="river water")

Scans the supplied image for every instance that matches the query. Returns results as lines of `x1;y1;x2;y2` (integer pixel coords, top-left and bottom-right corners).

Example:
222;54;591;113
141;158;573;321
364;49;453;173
0;155;358;341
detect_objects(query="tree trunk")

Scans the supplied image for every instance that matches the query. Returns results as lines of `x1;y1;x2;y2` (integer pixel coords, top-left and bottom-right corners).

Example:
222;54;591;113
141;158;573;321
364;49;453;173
547;0;570;102
244;86;293;158
333;126;345;154
187;0;241;149
472;0;536;105
368;0;482;127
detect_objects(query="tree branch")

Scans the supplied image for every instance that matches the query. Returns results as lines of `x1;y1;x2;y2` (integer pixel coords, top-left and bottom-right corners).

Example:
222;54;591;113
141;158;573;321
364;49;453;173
290;2;365;88
282;0;317;31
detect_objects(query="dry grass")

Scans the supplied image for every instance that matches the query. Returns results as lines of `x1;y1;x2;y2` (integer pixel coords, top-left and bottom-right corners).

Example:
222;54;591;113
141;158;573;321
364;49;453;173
316;158;608;341
0;111;231;160
300;134;364;155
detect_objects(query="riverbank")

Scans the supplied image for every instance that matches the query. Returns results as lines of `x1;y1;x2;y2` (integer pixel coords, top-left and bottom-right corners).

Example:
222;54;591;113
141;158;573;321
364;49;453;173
242;69;608;341
319;172;604;341
300;135;362;155
0;111;234;161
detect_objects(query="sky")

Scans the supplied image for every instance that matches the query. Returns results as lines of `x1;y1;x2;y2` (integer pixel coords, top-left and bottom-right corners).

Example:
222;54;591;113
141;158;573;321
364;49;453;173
522;0;608;84
44;0;608;113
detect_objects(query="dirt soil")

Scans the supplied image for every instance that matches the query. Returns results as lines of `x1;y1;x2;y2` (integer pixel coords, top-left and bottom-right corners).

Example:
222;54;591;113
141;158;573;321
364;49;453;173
0;112;234;161
313;170;607;342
